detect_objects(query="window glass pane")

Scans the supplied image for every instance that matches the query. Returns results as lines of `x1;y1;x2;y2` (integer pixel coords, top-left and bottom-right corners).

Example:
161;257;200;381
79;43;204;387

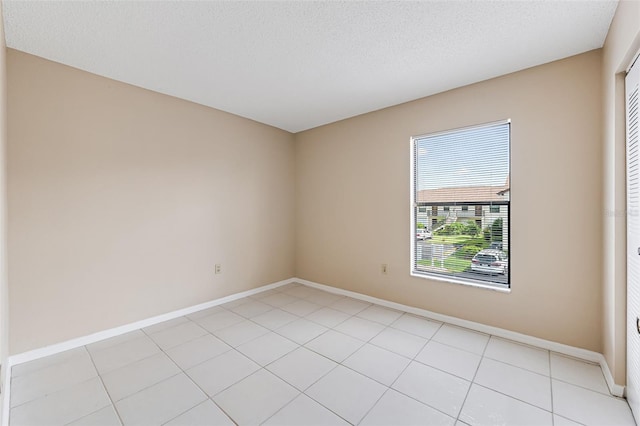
413;121;510;288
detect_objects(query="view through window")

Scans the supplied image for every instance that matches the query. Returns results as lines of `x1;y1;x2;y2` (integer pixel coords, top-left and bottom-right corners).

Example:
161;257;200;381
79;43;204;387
412;121;510;288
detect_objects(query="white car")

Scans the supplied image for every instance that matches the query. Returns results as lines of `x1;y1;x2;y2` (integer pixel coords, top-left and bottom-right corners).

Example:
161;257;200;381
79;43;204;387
471;249;508;275
416;229;432;240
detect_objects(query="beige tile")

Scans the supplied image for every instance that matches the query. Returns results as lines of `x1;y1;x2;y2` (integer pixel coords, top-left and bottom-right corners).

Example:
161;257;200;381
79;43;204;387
415;340;481;381
306;307;350;328
259;292;300;308
391;314;442;339
236;332;298;366
330;297;371;315
67;405;122;426
11;348;97;407
303;292;344;306
252;309;299;330
552;380;635;426
305;330;363;362
229;299;273;318
87;330;146;352
280;299;322;316
115;374;207;425
88;333;160;374
459;384;552;426
361;389;455;426
186;350;260;396
276;318;327;344
263;394;349;426
11;347;87;379
147;321;208;350
343;344;411;386
357;305;403;325
165;334;231;370
550;353;609;394
192;310;245;332
10;377;110;426
213;369;299;425
392;361;470;418
484;337;550;376
474;358;552;411
431;324;489;355
101;352;180;401
165;400;234;426
267;347;337;391
213;320;270;347
334;316;385;341
370;327;427;358
306;365;387;424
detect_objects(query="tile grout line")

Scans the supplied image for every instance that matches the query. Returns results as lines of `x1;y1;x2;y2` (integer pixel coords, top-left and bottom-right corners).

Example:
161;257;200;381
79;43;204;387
375;321;465;421
254;303;402;425
353;318;440;425
454;332;490;423
148;320;240;426
99;324;206;424
83;345;126;426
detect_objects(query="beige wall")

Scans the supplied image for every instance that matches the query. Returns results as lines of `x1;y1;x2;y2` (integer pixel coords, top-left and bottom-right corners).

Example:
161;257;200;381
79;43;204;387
602;0;640;385
7;50;295;355
296;50;603;352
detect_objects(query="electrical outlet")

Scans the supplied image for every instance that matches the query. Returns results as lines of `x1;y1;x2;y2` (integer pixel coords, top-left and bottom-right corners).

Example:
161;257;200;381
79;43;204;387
215;264;222;274
381;264;388;274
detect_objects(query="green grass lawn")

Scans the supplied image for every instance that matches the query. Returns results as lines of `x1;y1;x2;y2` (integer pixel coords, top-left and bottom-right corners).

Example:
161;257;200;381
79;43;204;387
443;256;471;273
429;235;487;247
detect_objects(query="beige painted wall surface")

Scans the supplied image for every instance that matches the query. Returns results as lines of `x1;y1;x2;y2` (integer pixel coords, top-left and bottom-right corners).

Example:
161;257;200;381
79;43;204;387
602;0;640;385
296;50;603;352
7;50;295;355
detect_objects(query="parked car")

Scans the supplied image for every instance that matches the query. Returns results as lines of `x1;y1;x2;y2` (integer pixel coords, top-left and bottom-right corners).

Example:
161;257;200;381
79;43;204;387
471;249;508;275
416;229;432;240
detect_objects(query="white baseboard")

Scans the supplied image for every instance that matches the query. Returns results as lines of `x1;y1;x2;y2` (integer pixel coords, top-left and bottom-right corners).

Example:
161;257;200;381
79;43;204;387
293;277;626;398
2;274;625;426
1;278;295;425
7;278;294;369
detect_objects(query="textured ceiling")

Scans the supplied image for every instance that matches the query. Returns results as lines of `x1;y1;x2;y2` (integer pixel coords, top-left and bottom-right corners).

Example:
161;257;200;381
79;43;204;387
3;1;617;133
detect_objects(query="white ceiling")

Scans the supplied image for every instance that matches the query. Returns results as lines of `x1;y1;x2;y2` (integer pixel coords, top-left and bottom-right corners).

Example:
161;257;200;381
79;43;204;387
3;1;617;133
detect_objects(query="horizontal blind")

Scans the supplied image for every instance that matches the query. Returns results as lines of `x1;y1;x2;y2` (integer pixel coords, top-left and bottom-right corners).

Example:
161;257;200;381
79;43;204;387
413;121;510;288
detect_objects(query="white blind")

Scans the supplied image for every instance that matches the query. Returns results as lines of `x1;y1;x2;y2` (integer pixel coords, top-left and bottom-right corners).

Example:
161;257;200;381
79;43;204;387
412;121;510;288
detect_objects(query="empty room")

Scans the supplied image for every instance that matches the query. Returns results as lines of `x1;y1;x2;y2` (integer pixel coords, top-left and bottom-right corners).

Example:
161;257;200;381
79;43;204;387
1;0;639;425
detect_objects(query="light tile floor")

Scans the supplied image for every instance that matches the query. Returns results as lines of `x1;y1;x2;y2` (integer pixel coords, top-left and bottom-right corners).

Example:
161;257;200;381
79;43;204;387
9;283;637;426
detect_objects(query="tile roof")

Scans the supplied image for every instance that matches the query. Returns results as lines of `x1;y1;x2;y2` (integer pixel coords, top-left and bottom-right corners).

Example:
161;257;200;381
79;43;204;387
417;184;509;203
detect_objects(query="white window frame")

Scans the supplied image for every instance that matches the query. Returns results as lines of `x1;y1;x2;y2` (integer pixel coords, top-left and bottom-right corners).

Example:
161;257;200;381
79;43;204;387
409;119;511;292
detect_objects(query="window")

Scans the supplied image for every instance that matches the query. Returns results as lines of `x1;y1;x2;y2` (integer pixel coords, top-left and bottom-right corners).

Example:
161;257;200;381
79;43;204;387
412;120;510;289
418;207;427;213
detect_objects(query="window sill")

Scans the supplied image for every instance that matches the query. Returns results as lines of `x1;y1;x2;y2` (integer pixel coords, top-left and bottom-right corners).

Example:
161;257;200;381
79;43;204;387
410;270;511;293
